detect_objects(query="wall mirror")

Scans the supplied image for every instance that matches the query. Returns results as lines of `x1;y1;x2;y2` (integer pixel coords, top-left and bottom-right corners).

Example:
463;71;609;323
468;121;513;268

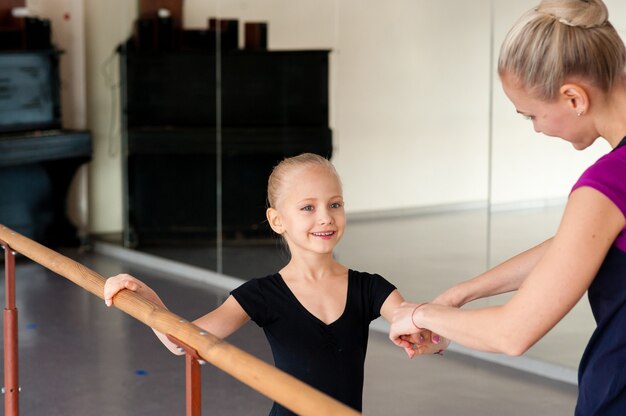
19;0;626;376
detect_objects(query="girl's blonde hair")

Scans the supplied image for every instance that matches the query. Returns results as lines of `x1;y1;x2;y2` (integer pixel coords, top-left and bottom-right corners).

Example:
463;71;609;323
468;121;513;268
498;0;626;100
267;153;340;208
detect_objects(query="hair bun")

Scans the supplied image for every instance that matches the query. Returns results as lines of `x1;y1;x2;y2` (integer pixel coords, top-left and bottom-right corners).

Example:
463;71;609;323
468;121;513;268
537;0;608;28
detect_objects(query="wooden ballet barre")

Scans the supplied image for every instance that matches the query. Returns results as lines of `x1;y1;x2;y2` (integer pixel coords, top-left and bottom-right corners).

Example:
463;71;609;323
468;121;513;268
0;225;360;416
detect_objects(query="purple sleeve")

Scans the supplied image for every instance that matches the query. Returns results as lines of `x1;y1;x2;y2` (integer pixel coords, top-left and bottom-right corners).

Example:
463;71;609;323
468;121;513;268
571;149;626;250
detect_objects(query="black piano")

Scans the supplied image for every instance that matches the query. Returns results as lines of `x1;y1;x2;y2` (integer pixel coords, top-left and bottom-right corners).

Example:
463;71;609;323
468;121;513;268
0;49;92;246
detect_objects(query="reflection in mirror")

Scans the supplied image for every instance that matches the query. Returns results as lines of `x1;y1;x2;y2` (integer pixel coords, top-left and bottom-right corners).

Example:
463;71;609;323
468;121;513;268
28;0;603;377
117;0;340;276
127;0;494;353
153;0;493;312
83;1;497;353
73;0;610;381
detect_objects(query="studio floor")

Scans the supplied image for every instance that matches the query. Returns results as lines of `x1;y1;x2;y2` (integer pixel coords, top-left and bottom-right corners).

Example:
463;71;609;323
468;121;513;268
0;203;587;415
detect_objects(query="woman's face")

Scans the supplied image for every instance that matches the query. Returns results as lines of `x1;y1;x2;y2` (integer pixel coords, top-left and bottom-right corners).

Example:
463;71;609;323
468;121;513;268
500;72;597;150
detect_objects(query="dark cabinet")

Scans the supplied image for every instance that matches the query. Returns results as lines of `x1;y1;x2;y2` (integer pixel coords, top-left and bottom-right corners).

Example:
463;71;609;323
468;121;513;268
120;46;332;245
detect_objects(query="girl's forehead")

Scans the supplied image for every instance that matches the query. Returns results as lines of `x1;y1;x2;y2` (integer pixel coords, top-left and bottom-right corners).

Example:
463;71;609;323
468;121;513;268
282;166;342;194
285;165;338;181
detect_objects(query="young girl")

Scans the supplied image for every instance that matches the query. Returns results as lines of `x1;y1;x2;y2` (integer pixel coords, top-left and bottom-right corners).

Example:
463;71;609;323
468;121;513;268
104;153;444;415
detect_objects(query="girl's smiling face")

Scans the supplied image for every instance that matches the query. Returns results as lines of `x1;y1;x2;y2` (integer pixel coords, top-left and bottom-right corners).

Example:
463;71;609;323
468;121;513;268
268;165;345;257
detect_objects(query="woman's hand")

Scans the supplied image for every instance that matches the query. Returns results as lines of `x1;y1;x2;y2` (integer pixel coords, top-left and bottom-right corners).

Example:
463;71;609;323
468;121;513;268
400;331;449;358
390;302;449;358
389;302;424;347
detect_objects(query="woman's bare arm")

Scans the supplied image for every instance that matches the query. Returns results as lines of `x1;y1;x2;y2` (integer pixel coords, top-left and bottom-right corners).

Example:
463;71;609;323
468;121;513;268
433;238;553;307
392;187;625;355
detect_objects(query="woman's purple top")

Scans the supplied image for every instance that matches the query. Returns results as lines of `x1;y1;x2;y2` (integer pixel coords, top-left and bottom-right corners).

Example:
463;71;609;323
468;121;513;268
571;136;626;415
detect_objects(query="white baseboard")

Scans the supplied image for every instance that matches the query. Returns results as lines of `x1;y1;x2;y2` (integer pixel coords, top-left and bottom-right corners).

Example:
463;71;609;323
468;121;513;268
346;197;567;222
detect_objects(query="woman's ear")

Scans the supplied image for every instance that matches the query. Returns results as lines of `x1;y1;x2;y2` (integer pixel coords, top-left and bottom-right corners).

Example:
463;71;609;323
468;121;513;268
266;208;284;234
560;83;589;116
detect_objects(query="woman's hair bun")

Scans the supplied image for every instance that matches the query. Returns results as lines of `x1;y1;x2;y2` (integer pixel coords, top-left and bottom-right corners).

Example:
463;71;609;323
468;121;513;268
537;0;608;28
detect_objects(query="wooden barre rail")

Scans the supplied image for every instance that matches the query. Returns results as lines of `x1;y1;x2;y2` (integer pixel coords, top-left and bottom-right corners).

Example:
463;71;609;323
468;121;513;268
0;225;360;416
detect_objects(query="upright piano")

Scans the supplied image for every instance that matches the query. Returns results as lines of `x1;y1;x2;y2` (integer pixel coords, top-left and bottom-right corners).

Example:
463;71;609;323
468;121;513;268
0;49;92;246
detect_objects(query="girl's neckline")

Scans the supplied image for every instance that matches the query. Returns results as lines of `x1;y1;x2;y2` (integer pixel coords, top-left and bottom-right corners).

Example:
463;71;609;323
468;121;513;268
276;270;351;327
614;136;626;150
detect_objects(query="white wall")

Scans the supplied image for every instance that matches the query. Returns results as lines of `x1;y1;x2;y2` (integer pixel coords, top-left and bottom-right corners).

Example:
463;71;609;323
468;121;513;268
83;0;136;233
333;0;491;212
72;0;626;233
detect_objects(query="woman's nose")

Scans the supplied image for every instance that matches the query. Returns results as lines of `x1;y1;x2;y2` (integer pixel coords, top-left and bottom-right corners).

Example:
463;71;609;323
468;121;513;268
533;121;541;134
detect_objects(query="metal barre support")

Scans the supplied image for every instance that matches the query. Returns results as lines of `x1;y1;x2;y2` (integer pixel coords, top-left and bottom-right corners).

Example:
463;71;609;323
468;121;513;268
167;334;202;416
1;238;19;416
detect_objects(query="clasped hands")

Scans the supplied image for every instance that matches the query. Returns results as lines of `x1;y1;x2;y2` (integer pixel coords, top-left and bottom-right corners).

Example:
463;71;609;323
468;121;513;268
389;302;449;358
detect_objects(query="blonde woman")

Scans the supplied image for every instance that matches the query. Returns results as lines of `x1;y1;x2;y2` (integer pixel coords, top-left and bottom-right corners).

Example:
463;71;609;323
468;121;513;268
390;1;626;414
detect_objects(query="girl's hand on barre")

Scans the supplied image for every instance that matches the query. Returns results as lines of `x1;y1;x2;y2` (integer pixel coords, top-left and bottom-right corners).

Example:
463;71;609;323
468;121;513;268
104;273;182;354
104;273;164;308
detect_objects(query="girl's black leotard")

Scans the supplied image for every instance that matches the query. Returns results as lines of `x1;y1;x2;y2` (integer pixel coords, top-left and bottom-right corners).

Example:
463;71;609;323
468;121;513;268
231;269;396;415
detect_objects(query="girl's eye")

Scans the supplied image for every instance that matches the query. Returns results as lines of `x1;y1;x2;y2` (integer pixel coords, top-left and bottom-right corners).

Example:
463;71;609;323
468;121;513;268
301;205;314;212
522;114;534;121
330;202;342;209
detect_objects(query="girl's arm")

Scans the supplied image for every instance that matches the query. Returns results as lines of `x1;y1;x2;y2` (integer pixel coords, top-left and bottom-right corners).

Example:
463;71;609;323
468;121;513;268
191;295;250;340
391;187;625;355
379;289;405;320
104;274;250;355
432;238;553;307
